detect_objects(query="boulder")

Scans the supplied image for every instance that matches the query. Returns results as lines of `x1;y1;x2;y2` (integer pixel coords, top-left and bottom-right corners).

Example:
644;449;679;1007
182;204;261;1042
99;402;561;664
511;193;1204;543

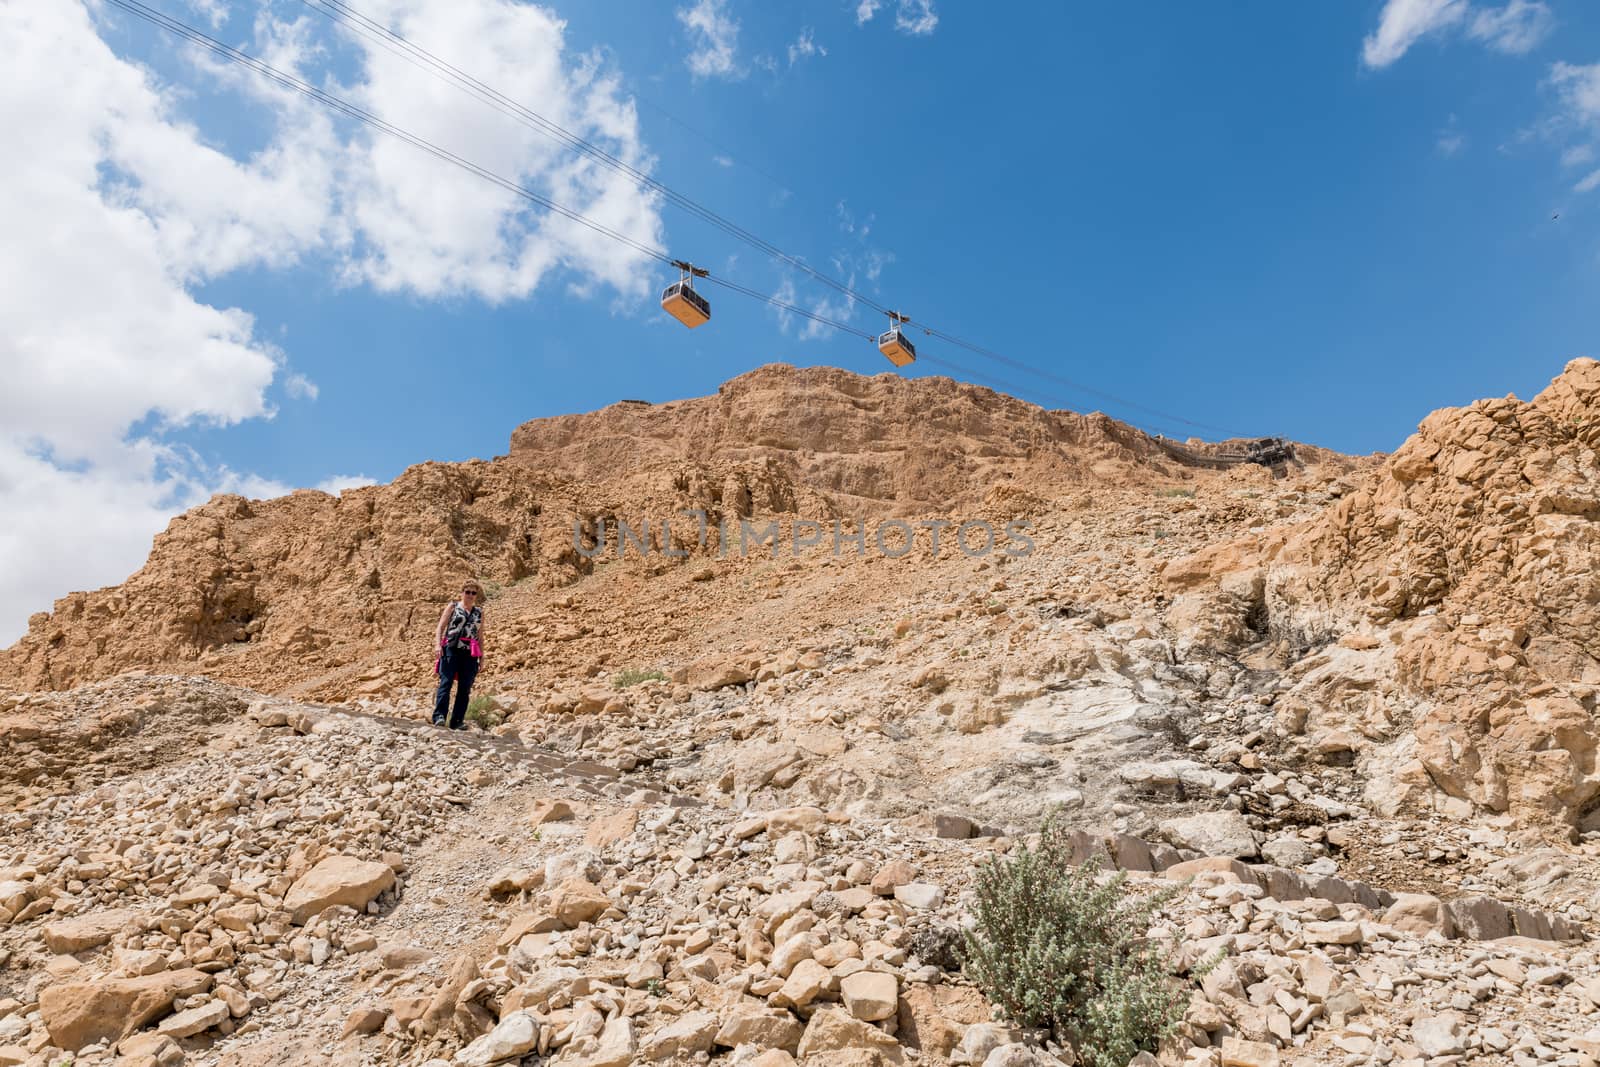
1411;1012;1466;1057
1160;811;1259;859
547;877;611;927
40;968;210;1050
528;798;575;825
640;1011;718;1060
893;883;945;909
456;1010;541;1066
42;909;143;954
1446;895;1513;941
156;998;229;1038
839;970;898;1022
1382;893;1454;938
797;1008;904;1062
565;1016;636;1067
1219;1036;1280;1067
713;1004;803;1051
870;859;917;896
284;856;395;924
775;959;830;1009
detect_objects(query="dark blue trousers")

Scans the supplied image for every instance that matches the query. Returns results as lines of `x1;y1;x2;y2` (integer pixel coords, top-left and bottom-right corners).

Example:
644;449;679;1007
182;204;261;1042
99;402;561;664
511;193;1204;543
433;648;480;728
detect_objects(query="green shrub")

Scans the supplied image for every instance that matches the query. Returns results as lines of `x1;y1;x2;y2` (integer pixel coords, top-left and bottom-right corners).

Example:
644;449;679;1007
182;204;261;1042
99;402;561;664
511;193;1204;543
613;667;667;689
961;817;1196;1067
464;695;501;729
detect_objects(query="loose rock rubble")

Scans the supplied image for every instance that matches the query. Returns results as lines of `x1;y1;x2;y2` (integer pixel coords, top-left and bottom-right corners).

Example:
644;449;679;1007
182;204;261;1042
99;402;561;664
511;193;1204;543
4;361;1600;1067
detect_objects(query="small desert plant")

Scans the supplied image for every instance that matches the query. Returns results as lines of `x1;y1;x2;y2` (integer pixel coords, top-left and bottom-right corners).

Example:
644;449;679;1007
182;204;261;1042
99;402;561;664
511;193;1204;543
1157;487;1196;499
613;667;667;689
961;816;1196;1067
464;695;501;729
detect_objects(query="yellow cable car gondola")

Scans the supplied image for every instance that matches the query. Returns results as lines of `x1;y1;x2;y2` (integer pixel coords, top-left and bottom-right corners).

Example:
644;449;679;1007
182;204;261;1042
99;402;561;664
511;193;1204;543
662;260;711;328
877;311;915;367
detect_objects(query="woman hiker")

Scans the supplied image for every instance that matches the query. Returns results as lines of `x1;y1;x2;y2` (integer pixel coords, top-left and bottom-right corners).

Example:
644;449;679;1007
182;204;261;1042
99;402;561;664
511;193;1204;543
432;578;487;729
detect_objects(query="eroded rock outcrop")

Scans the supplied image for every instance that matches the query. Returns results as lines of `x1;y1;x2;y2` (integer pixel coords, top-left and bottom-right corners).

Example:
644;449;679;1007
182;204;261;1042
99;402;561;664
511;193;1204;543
1170;359;1600;827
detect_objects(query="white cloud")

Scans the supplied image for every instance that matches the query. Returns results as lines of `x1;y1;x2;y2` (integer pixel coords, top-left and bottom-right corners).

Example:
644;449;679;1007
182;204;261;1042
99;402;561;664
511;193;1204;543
182;0;228;29
1436;115;1466;156
788;27;826;66
1576;168;1600;194
1562;144;1597;168
894;0;939;36
0;0;665;643
677;0;741;80
1465;0;1552;55
857;0;935;37
1362;0;1552;68
767;202;894;343
1551;62;1600;128
0;439;198;645
0;436;375;646
712;154;734;167
338;0;664;301
1362;0;1467;69
284;373;319;400
771;276;800;335
315;474;380;495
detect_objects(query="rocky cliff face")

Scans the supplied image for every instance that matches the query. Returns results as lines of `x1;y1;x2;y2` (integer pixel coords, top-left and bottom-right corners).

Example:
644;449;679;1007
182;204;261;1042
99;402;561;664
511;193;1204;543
3;363;1315;694
508;363;1339;513
1167;358;1600;829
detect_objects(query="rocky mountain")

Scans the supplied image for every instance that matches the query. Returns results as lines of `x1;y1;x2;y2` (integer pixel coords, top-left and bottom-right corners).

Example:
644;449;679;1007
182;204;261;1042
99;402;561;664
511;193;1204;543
0;363;1340;695
507;364;1344;514
4;361;1600;1067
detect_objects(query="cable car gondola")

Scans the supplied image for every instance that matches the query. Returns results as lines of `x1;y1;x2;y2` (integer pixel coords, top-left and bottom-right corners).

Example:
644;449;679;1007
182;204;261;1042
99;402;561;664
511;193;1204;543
877;311;915;367
662;260;711;328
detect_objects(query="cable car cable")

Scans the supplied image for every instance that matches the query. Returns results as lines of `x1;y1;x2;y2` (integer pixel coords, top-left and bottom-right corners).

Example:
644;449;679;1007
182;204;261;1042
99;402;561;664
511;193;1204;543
105;0;1257;441
915;354;1236;443
292;0;1255;437
297;0;888;320
112;0;889;346
919;329;1242;436
102;0;677;272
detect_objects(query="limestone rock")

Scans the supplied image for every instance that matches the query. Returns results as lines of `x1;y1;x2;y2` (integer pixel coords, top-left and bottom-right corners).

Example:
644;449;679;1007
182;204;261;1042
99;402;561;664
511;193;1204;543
1160;811;1259;859
641;1011;718;1060
547;877;611;927
39;968;210;1051
42;909;142;954
455;1010;541;1066
156;998;228;1038
839;970;897;1021
714;1005;803;1052
1411;1012;1466;1057
797;1007;904;1062
283;856;395;924
1382;893;1454;938
1219;1036;1279;1067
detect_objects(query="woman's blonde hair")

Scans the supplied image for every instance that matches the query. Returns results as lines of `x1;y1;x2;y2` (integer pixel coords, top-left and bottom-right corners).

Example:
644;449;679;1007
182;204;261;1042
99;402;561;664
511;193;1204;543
461;578;484;597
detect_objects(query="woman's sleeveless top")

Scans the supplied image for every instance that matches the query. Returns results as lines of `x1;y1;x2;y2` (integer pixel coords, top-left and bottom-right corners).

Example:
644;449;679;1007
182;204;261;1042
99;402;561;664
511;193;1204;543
444;602;482;649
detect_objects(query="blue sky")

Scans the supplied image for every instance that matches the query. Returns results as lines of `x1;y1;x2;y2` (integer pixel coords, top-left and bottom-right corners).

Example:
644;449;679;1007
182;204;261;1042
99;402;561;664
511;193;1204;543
2;0;1599;638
